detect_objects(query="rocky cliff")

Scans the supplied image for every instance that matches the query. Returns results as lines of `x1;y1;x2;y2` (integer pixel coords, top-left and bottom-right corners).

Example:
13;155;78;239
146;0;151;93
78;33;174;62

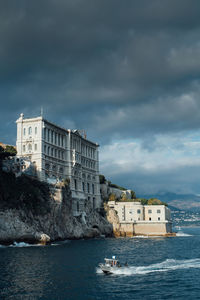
0;170;112;244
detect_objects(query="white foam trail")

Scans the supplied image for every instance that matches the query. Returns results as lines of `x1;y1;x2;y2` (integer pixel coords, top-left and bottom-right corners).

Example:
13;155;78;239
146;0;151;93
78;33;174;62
132;235;149;239
10;242;43;247
132;235;163;239
176;231;192;237
96;267;103;274
97;258;200;276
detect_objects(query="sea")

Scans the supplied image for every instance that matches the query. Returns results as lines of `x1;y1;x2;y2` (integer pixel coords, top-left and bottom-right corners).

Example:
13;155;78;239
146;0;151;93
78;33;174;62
1;210;200;300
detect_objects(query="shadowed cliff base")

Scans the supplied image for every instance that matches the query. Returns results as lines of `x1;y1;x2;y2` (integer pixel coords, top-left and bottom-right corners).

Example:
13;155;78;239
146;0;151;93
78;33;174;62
0;170;112;244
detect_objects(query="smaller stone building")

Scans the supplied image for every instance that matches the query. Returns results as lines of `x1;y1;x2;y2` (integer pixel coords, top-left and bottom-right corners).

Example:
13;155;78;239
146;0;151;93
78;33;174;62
107;201;173;236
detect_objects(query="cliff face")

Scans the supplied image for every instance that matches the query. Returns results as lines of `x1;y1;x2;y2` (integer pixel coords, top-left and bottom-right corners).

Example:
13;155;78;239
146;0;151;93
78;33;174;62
0;171;112;244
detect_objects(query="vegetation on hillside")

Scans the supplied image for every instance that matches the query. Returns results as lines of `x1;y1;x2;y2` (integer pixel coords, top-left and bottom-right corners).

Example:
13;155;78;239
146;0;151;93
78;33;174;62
0;169;51;215
0;145;17;160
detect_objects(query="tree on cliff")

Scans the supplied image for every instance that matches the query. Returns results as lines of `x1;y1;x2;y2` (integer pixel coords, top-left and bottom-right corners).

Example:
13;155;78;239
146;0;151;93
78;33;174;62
109;193;117;201
147;198;168;206
0;145;17;160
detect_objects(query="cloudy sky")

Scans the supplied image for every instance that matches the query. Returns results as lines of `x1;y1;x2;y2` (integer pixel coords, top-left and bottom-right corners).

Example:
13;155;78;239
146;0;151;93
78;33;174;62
1;0;200;195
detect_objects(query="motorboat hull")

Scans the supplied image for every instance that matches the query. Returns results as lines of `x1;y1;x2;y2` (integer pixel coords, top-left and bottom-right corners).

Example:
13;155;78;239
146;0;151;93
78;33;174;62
99;263;120;274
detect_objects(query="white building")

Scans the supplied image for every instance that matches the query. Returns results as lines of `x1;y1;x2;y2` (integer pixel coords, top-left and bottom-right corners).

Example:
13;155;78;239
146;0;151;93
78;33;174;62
108;201;171;223
108;201;173;236
16;113;101;215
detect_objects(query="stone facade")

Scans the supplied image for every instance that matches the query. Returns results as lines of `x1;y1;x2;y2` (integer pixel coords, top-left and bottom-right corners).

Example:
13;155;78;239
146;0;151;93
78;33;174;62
107;201;173;236
16;113;101;215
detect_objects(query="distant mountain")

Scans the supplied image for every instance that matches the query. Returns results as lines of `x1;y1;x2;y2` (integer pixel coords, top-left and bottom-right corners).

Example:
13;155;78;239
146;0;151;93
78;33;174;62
138;192;200;211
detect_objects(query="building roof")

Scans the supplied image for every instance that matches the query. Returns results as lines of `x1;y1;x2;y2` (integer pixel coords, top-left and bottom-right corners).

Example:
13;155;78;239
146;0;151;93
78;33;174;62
16;114;99;147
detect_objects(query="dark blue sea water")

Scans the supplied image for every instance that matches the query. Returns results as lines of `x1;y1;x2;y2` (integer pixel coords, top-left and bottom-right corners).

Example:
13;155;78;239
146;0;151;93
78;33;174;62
1;211;200;300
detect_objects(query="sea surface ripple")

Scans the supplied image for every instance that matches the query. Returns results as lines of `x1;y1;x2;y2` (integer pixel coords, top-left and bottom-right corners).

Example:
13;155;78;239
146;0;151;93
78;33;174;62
1;216;200;299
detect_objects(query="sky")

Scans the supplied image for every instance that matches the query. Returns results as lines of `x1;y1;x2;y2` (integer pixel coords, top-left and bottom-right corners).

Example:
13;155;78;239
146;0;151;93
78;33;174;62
1;0;200;195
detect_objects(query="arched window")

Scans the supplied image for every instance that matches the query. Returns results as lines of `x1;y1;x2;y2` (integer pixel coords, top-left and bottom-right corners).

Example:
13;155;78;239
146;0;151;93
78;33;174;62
28;127;32;135
28;143;32;151
47;146;50;155
23;128;26;136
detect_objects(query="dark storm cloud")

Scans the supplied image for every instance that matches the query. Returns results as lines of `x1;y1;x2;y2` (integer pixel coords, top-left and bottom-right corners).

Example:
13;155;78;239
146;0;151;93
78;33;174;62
1;1;200;147
2;0;200;194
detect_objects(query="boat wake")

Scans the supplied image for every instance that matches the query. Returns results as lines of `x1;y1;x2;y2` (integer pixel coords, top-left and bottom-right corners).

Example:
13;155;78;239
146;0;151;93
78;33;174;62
97;258;200;276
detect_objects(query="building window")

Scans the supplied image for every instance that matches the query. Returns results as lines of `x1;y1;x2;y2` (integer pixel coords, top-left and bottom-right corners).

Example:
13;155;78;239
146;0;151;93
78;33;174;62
34;144;37;151
58;134;60;146
82;182;85;191
158;217;160;221
44;128;46;140
23;145;26;152
92;184;94;194
47;129;50;142
35;127;37;135
58;150;60;159
149;217;151;221
93;197;95;209
62;151;64;160
61;136;64;147
55;149;57;157
77;201;79;212
55;133;57;144
45;163;50;170
148;210;152;214
44;145;46;153
23;128;26;136
51;131;54;143
137;209;141;214
47;146;50;155
28;127;32;135
51;148;54;156
28;143;32;151
87;183;90;193
157;209;161;214
74;179;77;190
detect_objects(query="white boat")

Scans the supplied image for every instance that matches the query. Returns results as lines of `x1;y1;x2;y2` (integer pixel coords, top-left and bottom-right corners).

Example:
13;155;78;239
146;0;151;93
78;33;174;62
99;256;127;274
